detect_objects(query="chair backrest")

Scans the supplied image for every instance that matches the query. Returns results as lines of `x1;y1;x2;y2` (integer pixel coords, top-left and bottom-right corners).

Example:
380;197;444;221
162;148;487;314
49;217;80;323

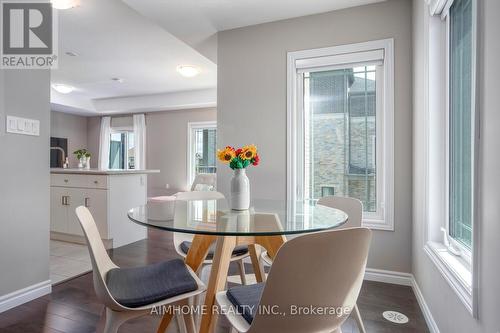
190;173;217;191
75;206;124;310
317;196;363;229
250;228;371;333
176;190;224;201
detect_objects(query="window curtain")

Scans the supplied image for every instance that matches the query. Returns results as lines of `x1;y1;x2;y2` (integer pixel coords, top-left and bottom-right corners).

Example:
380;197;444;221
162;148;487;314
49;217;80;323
98;116;111;169
133;114;146;170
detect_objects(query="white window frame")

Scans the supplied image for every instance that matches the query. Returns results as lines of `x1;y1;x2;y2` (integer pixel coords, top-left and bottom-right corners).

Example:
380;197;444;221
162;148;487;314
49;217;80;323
109;128;134;170
286;39;394;230
423;0;479;317
187;121;217;188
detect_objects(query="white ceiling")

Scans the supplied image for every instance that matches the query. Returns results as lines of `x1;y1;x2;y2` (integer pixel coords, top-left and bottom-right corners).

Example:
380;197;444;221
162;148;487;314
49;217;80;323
51;0;217;115
52;0;384;115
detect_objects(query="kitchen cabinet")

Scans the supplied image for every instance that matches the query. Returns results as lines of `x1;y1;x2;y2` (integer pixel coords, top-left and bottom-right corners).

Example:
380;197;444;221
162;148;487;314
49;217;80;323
50;169;158;248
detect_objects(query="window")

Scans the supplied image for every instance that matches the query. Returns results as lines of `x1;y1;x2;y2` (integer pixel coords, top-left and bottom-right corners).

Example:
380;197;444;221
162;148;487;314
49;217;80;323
448;0;474;250
187;122;217;186
109;131;135;169
287;39;394;229
423;0;478;316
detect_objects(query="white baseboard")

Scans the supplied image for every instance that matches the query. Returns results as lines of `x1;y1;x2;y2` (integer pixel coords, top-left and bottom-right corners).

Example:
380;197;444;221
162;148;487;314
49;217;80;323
363;268;440;333
364;268;413;286
411;277;440;333
0;280;51;313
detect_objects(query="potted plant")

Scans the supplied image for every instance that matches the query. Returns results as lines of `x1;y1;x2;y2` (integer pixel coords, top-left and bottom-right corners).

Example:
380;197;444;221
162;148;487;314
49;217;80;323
73;149;91;169
217;144;259;210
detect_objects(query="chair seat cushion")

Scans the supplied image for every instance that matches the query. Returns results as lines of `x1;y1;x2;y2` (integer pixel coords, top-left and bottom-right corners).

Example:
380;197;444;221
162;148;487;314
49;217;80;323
226;283;265;324
180;241;249;260
106;258;198;308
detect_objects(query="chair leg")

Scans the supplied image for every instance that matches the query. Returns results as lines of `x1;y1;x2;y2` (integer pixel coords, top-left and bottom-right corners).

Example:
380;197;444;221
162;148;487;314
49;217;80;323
102;308;139;333
352;304;366;333
237;260;247;285
179;299;196;333
176;313;187;333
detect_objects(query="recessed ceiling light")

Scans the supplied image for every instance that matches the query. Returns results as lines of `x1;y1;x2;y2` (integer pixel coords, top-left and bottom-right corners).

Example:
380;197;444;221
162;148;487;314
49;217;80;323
51;0;80;10
176;65;200;78
52;84;75;94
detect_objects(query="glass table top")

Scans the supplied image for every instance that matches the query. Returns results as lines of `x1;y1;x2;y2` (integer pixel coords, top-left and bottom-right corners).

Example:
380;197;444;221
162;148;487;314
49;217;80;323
127;197;348;236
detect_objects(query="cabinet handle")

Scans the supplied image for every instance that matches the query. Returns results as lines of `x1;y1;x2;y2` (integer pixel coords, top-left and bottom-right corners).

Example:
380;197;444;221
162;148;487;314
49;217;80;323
85;197;90;207
94;180;98;184
61;196;66;205
64;179;69;183
65;196;70;206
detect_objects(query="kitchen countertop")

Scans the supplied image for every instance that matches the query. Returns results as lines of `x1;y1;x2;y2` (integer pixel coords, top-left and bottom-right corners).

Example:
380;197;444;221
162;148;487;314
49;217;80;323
50;168;160;175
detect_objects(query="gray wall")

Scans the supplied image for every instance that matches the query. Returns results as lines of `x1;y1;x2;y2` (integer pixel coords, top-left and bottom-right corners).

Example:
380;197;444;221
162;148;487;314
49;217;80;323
146;108;217;196
412;0;500;332
217;0;413;272
87;116;101;168
50;111;88;168
0;70;50;296
85;108;217;194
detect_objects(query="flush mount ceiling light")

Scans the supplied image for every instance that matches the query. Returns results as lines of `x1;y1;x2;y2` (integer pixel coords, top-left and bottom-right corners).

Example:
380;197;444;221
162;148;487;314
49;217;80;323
51;0;80;10
52;84;75;94
176;65;200;78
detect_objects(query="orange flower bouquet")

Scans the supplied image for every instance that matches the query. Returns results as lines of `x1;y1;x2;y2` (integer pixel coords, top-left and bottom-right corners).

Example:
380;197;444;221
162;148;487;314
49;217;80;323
217;144;260;169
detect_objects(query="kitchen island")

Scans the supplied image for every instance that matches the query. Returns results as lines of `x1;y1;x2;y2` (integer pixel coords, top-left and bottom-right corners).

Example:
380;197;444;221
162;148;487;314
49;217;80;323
50;168;159;248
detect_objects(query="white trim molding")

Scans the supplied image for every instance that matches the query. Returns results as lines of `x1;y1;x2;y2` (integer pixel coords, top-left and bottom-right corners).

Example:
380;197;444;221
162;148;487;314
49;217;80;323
0;280;51;313
286;38;395;231
363;269;440;333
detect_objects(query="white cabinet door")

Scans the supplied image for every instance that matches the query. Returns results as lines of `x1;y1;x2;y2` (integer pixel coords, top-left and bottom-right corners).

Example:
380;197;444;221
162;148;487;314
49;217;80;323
83;189;109;239
66;188;85;236
50;187;68;233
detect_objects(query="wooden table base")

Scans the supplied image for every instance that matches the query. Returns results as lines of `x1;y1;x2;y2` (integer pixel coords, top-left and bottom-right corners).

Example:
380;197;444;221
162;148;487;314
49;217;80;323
156;234;286;333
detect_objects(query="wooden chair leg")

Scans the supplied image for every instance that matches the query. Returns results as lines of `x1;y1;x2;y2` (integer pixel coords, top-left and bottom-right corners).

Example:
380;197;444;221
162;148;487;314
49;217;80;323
352;304;366;333
237;259;247;285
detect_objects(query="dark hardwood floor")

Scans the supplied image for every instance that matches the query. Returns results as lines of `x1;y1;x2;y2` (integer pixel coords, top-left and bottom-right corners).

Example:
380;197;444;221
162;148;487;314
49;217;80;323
0;230;429;332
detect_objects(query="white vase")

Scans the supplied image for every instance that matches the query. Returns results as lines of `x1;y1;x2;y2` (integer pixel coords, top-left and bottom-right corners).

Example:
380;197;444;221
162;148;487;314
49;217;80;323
78;157;84;168
85;157;91;169
230;168;250;210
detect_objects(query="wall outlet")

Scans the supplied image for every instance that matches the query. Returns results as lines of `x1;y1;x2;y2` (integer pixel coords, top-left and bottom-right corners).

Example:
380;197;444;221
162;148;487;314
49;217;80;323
6;115;40;136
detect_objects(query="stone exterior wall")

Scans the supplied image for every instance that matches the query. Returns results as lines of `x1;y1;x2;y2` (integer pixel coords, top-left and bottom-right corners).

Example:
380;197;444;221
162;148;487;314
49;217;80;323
309;113;376;211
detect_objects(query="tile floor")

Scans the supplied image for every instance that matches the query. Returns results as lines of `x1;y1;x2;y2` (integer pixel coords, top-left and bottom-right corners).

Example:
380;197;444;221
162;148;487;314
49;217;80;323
49;240;92;284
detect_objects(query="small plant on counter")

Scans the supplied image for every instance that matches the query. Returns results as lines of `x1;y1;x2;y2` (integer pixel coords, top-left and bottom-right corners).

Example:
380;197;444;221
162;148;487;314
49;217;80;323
73;149;91;160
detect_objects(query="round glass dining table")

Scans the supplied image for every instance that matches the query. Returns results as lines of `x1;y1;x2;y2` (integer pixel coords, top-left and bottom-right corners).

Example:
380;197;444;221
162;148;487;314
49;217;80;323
127;196;348;333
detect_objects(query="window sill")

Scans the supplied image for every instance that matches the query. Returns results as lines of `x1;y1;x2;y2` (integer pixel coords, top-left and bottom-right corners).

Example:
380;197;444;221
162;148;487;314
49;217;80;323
362;218;394;231
424;241;473;314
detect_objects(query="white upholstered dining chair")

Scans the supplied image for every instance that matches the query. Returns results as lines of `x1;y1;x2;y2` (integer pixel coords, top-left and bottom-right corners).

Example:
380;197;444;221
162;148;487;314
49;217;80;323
216;228;372;333
75;206;206;333
260;195;367;333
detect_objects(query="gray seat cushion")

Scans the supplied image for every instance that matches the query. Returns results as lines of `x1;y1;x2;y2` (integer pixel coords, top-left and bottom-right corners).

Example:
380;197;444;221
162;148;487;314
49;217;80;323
180;241;249;260
226;283;265;324
106;258;198;308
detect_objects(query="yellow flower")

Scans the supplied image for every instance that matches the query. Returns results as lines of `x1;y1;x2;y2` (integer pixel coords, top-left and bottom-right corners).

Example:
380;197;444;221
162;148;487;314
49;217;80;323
217;147;236;163
239;144;257;160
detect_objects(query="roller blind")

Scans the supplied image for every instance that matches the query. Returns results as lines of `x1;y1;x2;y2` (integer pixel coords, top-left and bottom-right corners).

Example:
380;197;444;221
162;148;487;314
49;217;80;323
296;49;384;74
